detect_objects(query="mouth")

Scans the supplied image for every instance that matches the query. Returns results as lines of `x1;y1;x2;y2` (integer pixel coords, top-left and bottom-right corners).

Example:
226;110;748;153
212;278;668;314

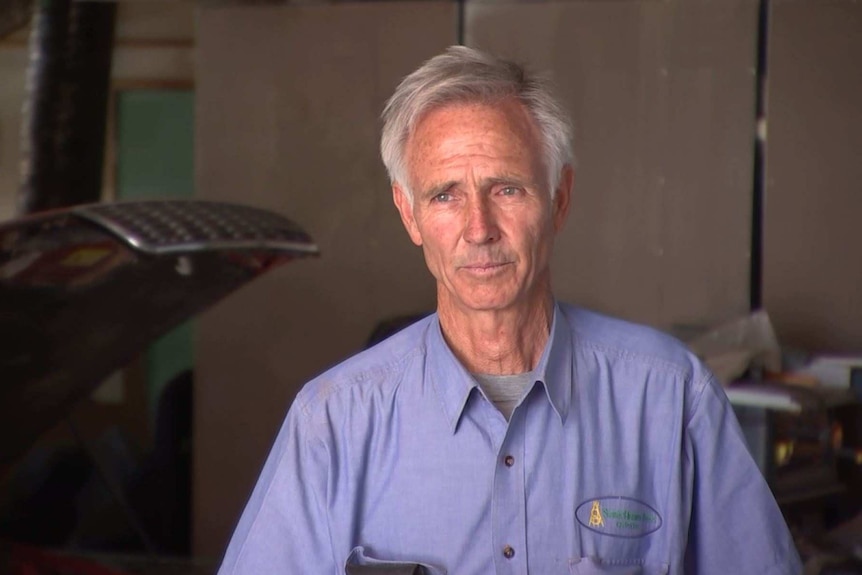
460;261;511;275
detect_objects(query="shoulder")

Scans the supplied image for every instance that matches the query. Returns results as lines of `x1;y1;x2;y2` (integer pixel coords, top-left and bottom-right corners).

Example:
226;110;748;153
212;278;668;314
291;314;434;418
559;303;707;383
558;303;723;427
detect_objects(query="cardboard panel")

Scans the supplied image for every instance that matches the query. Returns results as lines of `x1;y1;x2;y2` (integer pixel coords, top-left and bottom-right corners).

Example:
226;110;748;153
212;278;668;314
763;1;862;352
194;2;456;557
467;1;757;331
0;47;28;221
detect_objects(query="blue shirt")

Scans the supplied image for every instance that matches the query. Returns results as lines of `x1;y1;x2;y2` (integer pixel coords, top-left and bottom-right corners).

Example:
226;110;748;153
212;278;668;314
219;303;801;574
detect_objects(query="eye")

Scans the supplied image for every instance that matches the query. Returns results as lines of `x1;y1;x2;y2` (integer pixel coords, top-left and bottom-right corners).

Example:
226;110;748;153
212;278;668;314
432;192;453;203
499;186;521;196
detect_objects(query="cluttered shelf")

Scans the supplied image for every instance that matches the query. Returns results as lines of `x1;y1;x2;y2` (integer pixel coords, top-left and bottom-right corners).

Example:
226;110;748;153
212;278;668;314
683;310;862;572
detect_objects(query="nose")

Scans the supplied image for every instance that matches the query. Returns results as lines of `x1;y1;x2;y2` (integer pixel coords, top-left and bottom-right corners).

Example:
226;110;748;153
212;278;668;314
463;195;499;244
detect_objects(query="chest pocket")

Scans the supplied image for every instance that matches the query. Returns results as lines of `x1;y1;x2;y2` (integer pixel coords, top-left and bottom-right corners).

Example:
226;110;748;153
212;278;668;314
569;556;669;575
344;546;446;575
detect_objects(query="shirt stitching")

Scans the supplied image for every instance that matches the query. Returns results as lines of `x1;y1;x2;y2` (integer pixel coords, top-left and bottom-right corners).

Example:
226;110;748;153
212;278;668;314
296;345;426;420
575;339;694;381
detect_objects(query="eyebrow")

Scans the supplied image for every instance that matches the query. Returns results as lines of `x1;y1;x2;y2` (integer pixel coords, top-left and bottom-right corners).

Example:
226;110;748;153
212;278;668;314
482;175;533;189
419;175;536;200
420;181;457;200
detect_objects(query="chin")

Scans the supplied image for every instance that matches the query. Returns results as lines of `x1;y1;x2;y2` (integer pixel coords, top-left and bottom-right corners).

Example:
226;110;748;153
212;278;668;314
442;280;527;313
455;293;520;313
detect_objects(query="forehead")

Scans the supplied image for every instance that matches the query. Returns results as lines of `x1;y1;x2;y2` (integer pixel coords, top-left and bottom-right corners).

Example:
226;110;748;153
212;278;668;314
404;99;544;182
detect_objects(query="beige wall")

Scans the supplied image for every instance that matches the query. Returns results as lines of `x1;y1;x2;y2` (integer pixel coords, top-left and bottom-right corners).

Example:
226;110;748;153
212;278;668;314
112;2;195;78
763;0;862;353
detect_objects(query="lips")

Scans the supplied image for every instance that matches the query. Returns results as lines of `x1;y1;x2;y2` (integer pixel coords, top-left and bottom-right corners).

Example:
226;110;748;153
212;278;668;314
460;261;511;273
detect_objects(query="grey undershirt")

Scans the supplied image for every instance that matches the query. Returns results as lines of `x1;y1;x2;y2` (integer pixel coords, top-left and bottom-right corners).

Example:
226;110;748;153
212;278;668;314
473;371;534;420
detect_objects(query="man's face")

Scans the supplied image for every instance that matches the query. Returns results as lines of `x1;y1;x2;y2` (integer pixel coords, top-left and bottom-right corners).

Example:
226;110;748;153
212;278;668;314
393;98;572;315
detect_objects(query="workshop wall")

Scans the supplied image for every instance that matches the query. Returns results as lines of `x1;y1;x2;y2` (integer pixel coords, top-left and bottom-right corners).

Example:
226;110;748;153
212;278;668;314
762;1;862;354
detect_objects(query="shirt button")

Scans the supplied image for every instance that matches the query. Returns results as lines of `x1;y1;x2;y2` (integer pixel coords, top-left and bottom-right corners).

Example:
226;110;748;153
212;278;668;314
502;545;515;559
503;455;515;467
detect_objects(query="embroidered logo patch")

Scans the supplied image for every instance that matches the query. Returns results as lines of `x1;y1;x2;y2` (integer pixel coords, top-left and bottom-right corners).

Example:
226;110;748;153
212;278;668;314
576;496;662;538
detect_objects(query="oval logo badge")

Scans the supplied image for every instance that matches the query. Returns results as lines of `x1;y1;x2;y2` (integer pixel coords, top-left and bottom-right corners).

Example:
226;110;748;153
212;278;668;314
576;496;662;538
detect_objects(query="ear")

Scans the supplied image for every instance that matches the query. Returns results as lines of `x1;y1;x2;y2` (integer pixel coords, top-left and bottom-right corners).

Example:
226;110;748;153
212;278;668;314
393;183;423;246
551;165;574;232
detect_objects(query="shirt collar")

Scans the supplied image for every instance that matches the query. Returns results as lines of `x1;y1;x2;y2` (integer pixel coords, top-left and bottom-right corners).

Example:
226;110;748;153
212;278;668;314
426;302;574;433
535;303;574;424
426;315;479;434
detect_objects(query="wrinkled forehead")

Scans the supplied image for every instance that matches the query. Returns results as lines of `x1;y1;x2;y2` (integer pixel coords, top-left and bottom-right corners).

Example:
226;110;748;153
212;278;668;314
403;98;547;184
408;96;539;141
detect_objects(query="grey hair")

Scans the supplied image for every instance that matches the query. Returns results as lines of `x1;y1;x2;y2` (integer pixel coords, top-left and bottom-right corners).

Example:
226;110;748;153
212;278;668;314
380;45;574;201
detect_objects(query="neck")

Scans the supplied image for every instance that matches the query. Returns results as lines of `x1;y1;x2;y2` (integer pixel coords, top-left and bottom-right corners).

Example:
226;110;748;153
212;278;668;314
437;285;554;375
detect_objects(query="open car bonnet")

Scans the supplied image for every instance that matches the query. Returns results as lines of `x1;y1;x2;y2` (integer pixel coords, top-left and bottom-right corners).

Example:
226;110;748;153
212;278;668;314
0;200;318;468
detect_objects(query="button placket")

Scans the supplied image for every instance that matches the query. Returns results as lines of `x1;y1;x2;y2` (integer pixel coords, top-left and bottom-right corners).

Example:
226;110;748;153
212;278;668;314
492;406;527;572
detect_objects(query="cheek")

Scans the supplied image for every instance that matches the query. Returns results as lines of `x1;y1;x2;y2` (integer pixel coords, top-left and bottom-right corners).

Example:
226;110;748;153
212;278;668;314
422;239;449;270
417;227;459;277
418;218;457;251
420;245;448;284
511;217;542;244
520;224;555;262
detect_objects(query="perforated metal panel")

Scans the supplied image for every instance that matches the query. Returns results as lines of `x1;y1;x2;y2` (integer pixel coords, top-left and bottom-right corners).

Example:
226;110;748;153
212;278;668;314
76;200;318;255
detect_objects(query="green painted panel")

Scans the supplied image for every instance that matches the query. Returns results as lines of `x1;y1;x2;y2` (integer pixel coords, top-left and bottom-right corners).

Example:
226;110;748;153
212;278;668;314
116;90;194;426
117;90;194;200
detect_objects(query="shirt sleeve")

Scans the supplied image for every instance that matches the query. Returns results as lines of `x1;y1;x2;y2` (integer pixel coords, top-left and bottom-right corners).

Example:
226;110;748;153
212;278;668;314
683;374;802;575
217;402;336;574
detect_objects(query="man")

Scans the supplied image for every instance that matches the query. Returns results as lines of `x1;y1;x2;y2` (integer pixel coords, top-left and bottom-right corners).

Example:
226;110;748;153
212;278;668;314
219;46;801;574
